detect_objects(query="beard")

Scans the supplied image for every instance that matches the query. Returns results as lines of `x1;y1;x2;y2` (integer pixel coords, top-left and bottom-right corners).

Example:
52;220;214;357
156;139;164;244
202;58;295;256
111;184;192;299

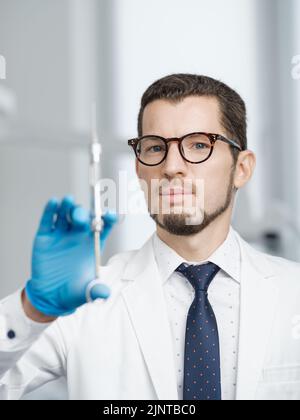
150;171;235;237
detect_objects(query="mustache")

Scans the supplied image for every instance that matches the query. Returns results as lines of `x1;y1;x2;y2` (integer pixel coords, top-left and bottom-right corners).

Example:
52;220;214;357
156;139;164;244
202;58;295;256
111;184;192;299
156;179;199;195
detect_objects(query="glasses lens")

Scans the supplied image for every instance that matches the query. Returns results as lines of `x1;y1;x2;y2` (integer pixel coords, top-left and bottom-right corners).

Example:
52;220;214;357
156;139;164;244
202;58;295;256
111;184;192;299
181;133;212;163
137;137;167;165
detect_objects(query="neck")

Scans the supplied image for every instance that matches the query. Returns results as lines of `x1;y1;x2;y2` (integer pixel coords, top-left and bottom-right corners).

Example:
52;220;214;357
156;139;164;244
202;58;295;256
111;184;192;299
156;210;232;262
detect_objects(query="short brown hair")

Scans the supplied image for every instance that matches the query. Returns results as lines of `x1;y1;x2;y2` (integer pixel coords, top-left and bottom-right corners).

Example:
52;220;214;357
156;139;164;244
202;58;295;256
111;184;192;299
137;74;247;159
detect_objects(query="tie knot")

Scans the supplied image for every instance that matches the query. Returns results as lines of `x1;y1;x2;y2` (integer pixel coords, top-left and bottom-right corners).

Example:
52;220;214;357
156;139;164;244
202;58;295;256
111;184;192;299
175;262;220;293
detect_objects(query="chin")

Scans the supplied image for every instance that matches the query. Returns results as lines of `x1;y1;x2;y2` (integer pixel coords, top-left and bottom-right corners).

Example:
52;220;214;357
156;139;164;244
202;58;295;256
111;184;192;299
152;212;207;236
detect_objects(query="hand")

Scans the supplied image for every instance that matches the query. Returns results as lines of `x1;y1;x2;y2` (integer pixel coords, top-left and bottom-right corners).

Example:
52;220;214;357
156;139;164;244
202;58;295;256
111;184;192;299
24;196;117;319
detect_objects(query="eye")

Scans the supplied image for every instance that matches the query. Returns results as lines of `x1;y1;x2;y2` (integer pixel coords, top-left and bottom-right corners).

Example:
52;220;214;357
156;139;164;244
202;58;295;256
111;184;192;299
192;142;209;150
183;134;211;151
147;146;162;152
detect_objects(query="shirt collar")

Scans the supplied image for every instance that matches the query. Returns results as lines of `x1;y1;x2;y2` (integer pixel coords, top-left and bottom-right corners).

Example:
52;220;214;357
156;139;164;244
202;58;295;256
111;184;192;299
152;226;241;286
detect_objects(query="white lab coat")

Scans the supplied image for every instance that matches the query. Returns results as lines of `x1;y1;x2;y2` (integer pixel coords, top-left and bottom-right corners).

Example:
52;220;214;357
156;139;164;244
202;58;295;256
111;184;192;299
1;230;300;400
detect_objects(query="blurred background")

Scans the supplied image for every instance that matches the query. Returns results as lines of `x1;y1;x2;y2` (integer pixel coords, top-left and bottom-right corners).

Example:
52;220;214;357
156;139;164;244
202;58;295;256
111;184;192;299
0;0;300;398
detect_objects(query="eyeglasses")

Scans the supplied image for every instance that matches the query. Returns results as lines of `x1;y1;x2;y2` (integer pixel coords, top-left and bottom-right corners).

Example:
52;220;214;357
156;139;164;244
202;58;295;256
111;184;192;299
128;132;242;167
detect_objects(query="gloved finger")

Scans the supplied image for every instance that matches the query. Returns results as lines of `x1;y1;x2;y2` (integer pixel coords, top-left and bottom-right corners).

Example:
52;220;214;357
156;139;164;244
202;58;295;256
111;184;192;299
89;283;111;301
100;212;118;244
56;196;76;231
37;198;59;234
71;206;91;231
102;212;118;227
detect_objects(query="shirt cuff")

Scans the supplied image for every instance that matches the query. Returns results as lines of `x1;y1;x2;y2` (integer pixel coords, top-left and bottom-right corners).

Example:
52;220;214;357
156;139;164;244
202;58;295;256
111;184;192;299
0;289;52;352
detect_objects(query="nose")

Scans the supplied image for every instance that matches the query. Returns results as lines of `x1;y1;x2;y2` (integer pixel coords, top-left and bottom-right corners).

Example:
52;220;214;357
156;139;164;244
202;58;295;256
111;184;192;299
161;141;187;178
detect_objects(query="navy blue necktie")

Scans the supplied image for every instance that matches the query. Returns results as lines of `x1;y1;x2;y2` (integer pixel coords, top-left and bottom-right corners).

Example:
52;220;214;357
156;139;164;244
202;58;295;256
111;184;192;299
176;262;222;401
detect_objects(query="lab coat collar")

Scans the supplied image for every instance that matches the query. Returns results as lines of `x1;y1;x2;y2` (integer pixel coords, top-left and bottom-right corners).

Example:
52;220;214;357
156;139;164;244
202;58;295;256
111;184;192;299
235;233;280;400
122;236;179;400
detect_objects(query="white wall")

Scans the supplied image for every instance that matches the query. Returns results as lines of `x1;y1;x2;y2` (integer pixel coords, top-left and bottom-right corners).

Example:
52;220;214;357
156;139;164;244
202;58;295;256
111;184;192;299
292;0;300;232
113;0;260;139
0;0;88;299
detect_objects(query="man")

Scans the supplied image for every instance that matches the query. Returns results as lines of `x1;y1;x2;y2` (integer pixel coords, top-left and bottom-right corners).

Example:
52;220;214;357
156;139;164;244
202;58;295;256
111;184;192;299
1;74;300;400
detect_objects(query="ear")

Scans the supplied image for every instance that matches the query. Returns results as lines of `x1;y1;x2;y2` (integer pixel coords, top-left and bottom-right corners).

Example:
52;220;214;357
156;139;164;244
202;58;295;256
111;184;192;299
233;150;256;189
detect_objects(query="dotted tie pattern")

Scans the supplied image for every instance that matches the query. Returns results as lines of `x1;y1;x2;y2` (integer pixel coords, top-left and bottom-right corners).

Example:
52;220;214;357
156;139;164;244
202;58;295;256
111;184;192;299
176;262;222;401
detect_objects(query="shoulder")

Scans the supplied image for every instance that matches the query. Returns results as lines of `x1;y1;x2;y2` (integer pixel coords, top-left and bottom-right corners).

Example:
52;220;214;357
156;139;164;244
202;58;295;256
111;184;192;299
235;230;300;287
262;253;300;290
106;249;138;267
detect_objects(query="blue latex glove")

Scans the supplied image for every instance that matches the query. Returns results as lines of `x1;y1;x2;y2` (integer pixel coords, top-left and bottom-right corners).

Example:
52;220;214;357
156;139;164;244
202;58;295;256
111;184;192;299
25;196;118;317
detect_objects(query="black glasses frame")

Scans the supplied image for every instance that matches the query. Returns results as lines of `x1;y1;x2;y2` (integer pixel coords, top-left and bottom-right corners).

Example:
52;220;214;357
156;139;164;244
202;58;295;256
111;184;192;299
128;132;242;166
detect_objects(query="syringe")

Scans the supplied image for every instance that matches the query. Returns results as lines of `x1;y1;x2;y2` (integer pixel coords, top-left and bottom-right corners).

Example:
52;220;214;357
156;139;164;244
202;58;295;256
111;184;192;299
90;103;103;280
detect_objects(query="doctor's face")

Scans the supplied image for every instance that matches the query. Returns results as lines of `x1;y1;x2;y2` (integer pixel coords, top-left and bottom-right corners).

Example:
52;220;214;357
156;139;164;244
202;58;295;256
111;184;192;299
135;96;245;236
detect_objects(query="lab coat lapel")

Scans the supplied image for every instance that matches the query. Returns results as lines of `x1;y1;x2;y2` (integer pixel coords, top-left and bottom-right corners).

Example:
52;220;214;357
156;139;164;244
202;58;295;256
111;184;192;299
121;236;178;400
235;235;280;400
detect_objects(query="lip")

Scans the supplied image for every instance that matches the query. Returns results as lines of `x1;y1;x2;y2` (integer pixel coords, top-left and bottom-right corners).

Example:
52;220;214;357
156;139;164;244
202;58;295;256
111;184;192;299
160;192;194;205
160;190;194;196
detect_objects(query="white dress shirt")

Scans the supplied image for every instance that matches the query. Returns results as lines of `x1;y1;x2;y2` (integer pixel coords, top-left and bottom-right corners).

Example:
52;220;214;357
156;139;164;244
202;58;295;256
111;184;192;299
153;226;241;400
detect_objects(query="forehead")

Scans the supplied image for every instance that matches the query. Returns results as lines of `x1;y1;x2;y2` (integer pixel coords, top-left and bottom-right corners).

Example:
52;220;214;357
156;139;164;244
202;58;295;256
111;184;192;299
142;95;223;137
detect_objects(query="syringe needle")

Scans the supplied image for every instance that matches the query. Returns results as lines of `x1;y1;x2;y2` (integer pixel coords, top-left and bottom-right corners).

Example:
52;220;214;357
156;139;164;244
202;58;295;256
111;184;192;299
90;102;102;276
91;101;98;144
